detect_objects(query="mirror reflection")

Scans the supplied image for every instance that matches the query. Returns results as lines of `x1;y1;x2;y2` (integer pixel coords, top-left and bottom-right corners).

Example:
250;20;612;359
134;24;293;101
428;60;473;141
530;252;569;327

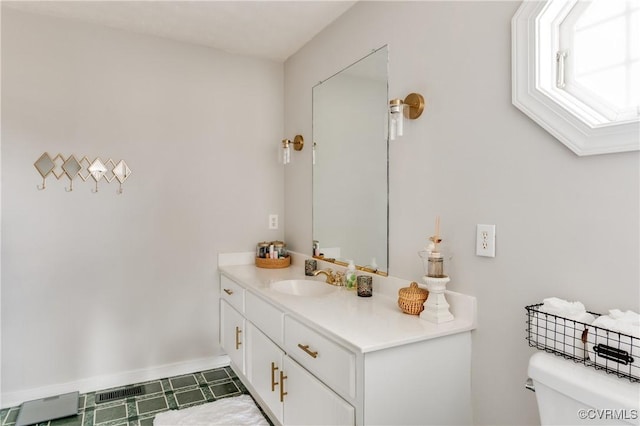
62;155;82;179
34;153;55;178
312;46;389;274
113;160;131;183
89;158;107;182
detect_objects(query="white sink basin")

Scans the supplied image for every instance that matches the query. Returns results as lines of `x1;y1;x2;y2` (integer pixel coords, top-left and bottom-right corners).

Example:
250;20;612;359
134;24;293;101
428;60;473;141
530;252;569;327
269;279;337;297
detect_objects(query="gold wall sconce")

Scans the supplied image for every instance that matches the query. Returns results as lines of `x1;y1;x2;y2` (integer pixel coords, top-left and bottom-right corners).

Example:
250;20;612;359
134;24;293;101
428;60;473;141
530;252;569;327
389;92;425;140
282;135;304;165
34;152;131;194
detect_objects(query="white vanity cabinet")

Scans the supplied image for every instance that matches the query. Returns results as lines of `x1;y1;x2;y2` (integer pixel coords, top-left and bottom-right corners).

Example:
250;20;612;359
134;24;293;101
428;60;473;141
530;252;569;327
223;278;354;425
219;268;474;426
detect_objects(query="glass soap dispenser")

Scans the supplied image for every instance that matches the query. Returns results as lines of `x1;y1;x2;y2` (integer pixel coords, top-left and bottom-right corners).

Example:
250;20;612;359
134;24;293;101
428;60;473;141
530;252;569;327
345;260;357;290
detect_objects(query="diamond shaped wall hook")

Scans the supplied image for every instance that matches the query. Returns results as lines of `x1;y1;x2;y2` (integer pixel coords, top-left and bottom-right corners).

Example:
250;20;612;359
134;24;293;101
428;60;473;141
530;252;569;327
89;158;107;193
62;155;82;192
34;153;55;190
36;153;130;193
113;160;131;194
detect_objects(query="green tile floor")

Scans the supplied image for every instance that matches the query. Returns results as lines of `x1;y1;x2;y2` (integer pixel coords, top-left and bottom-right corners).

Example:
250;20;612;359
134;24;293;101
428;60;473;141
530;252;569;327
0;366;268;426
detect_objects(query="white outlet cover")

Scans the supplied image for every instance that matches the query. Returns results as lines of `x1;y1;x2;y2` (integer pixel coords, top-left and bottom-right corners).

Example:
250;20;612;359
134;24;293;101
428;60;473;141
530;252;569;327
268;214;278;230
476;224;496;257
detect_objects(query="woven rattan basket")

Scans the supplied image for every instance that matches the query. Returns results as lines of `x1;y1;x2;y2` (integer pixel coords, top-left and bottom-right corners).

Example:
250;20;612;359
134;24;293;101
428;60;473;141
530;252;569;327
255;256;291;269
398;282;429;315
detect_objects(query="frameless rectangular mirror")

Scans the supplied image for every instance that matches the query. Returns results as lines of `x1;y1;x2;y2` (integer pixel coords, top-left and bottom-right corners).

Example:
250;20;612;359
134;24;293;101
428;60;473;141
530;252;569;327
312;46;389;275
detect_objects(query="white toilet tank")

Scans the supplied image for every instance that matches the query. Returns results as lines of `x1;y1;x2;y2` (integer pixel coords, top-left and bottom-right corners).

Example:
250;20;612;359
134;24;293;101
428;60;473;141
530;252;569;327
528;352;640;425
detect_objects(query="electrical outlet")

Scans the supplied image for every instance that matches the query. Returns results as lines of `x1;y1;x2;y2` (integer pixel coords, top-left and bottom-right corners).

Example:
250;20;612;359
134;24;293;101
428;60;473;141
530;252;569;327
476;224;496;257
269;214;278;230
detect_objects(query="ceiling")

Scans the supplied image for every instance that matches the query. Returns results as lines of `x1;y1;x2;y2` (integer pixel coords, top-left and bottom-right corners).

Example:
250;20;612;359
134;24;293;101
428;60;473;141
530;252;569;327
2;1;357;62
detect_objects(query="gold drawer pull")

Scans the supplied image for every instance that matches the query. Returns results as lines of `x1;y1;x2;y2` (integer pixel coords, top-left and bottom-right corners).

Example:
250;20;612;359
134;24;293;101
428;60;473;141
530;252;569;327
298;343;318;359
223;288;233;295
235;326;242;350
271;362;279;392
279;370;288;402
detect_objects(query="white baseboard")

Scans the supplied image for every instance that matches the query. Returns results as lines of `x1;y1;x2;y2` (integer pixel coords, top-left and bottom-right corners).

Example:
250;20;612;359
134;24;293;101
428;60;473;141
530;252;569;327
1;355;230;409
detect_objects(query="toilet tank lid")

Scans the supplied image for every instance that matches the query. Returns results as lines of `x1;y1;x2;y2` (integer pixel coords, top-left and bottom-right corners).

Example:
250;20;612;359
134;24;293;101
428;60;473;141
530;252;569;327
528;352;640;411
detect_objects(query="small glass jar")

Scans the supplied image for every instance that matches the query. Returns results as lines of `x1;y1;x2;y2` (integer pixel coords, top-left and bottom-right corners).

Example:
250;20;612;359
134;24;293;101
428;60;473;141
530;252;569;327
305;259;317;276
357;275;373;297
273;241;287;258
257;242;270;258
427;254;444;278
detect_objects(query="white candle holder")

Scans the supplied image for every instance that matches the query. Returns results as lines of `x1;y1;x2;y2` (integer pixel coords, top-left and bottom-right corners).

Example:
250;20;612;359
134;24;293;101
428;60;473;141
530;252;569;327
420;275;454;323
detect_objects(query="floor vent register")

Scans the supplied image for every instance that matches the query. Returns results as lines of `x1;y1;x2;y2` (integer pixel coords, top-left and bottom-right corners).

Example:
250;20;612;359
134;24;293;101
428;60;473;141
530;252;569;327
96;385;144;403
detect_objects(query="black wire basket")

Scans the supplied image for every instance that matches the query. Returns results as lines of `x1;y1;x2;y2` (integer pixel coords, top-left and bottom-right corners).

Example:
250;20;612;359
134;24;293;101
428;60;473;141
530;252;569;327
526;303;639;383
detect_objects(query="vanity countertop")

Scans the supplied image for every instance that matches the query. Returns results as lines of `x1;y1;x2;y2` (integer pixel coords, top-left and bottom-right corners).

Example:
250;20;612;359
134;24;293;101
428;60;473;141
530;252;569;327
218;254;477;354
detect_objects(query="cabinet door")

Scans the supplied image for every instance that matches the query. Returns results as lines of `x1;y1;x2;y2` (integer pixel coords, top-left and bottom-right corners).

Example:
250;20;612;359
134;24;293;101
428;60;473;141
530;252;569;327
246;323;284;424
282;356;354;426
220;299;245;374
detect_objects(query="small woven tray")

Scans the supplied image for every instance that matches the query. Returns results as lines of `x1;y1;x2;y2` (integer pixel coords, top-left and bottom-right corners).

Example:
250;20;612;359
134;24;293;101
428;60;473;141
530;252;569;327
255;256;291;269
398;282;429;315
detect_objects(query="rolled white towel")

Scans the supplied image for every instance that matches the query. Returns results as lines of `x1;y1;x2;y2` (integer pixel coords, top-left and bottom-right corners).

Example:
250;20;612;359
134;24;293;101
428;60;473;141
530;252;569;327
539;297;595;324
587;309;640;380
608;309;640;329
530;297;595;359
609;309;639;321
540;297;590;319
591;309;640;339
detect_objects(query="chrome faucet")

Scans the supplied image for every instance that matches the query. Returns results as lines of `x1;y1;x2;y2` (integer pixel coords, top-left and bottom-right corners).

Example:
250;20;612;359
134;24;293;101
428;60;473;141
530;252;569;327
312;268;344;286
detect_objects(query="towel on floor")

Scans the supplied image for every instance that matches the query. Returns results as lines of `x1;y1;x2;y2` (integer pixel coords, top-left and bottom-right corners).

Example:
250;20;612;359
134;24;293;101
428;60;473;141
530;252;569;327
529;297;595;359
153;395;269;426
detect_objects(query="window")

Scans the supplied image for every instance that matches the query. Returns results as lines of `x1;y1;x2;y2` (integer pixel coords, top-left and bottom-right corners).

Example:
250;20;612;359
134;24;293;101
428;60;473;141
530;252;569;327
512;0;639;155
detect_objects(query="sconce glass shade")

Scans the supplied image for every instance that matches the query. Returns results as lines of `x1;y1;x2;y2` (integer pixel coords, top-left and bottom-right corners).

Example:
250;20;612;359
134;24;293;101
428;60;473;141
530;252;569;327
282;139;291;165
312;142;317;165
389;93;425;140
389;99;404;140
281;135;303;165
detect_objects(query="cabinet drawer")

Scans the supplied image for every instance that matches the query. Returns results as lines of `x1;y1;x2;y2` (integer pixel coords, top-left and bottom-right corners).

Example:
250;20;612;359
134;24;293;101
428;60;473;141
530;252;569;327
220;275;244;313
245;292;284;346
284;316;356;400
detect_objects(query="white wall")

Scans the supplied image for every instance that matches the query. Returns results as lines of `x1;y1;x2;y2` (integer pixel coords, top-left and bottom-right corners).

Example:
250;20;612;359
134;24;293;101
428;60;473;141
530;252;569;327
1;8;284;404
284;2;640;425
